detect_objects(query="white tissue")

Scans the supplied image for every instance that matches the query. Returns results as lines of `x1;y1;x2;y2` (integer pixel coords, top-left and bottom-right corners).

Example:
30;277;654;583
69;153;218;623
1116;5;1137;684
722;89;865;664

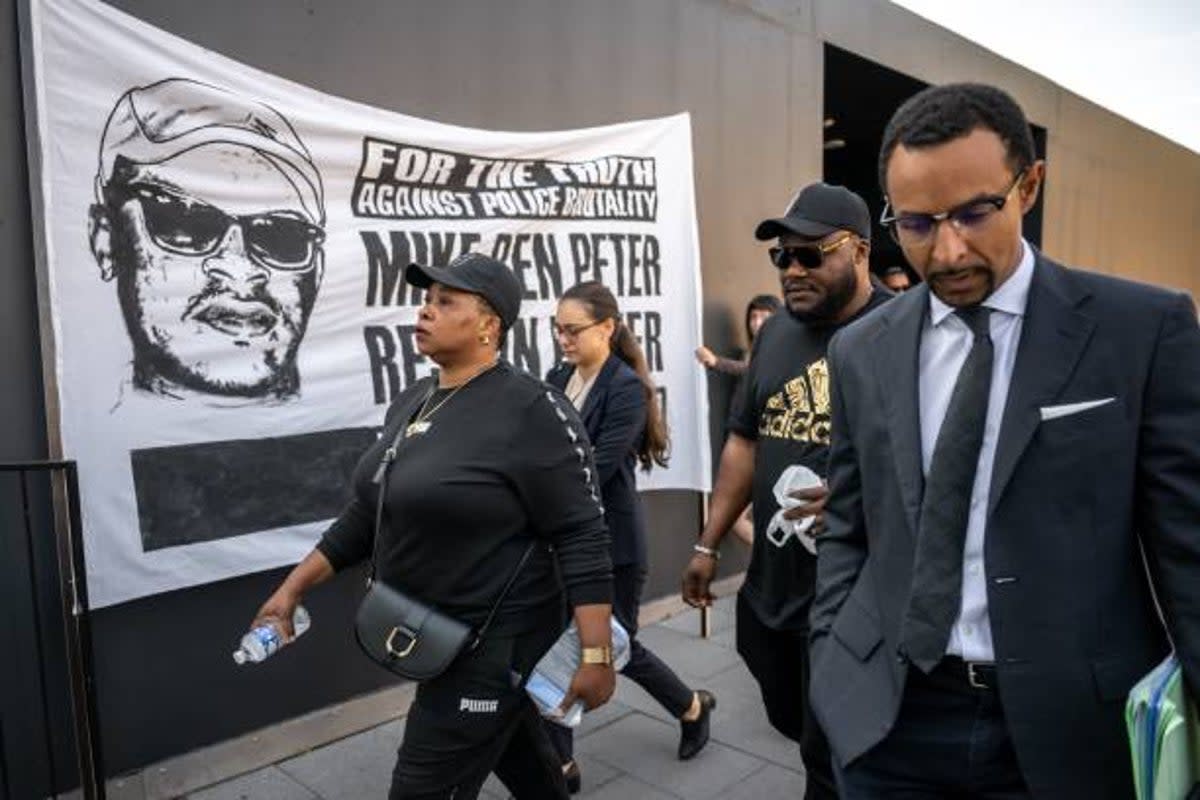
765;464;823;553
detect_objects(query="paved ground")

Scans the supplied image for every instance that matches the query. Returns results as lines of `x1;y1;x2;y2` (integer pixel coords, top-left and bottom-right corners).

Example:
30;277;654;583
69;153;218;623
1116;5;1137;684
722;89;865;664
185;594;808;799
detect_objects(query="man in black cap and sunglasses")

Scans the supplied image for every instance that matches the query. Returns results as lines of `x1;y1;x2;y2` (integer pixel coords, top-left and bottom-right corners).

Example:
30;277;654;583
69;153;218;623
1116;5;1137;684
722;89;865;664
88;78;326;401
681;181;890;799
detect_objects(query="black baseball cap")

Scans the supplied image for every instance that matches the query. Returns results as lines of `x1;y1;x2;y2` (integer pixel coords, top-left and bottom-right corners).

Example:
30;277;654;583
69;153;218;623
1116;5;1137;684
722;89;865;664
754;182;871;241
96;79;324;225
405;252;523;330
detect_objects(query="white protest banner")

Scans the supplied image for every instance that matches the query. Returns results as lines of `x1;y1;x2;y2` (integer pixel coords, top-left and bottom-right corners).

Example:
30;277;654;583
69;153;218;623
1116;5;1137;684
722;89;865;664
29;0;709;608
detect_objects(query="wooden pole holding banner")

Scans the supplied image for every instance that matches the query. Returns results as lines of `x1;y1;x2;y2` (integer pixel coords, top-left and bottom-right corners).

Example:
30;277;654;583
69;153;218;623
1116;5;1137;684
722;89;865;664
698;490;711;639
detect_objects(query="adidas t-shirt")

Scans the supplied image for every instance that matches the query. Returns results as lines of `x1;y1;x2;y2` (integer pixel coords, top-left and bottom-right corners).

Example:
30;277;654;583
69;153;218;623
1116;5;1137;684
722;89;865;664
728;288;891;631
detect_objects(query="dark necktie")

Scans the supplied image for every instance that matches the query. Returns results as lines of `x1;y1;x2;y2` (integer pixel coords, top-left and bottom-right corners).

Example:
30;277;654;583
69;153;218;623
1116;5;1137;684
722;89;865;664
901;305;994;672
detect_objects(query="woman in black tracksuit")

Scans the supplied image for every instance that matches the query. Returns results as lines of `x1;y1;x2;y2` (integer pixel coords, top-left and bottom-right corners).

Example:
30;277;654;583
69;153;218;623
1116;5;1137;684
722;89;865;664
251;254;616;799
543;280;716;793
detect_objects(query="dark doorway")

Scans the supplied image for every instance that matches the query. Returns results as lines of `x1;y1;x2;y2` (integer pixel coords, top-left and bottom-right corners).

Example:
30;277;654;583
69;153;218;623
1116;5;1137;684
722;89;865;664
822;44;1047;287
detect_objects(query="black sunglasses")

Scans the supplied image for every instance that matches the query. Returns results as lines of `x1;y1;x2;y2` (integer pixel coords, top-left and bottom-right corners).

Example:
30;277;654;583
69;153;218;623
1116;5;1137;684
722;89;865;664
108;182;325;271
768;233;855;270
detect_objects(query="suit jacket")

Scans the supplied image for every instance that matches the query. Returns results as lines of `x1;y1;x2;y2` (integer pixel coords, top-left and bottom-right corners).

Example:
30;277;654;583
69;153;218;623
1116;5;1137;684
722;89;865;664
810;253;1200;799
546;356;648;567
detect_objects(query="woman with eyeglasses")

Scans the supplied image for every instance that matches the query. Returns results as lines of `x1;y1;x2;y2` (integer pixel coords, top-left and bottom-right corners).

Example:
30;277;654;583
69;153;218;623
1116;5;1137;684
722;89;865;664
249;254;616;799
544;280;716;793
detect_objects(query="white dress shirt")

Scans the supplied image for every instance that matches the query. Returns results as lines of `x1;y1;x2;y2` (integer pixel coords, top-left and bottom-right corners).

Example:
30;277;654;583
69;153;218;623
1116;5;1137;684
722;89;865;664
564;368;597;411
918;241;1035;663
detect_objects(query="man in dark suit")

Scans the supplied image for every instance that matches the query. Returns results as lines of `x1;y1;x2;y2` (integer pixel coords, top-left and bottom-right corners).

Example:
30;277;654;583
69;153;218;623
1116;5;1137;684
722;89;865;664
810;81;1200;799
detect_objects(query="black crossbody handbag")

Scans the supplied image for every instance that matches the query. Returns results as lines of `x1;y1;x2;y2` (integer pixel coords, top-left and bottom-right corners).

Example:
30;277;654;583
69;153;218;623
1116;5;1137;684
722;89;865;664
354;422;535;681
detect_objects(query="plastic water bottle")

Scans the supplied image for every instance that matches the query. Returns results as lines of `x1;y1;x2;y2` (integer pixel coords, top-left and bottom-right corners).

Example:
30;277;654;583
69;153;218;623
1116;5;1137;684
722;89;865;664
232;606;310;665
526;671;585;727
525;619;631;727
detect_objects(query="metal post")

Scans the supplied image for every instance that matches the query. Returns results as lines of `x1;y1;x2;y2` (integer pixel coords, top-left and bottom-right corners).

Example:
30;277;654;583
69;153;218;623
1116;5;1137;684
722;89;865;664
61;463;105;800
17;470;60;795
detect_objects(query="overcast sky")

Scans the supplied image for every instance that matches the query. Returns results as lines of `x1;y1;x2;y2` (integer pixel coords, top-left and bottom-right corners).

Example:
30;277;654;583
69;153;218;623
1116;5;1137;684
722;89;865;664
889;0;1200;155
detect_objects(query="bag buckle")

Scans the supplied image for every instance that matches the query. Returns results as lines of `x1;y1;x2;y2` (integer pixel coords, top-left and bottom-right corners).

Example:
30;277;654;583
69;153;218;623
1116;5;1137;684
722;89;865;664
386;626;418;659
967;662;989;690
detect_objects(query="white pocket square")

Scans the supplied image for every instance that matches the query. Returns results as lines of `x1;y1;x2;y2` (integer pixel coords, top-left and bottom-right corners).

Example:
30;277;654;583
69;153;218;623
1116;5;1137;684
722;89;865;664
1039;397;1115;422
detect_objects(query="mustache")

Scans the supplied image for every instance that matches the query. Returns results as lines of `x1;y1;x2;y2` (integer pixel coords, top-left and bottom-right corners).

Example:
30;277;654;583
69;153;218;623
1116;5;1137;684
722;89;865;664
182;280;280;318
782;278;820;293
926;265;986;282
181;278;287;328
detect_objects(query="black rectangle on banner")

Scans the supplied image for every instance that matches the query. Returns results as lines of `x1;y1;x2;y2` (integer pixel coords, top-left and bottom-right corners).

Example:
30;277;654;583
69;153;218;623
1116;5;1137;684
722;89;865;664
131;427;379;551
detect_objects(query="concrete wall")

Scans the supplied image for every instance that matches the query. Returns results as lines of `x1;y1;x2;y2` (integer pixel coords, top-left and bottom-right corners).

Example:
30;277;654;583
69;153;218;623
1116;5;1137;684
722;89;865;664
1;0;43;458
4;0;1198;790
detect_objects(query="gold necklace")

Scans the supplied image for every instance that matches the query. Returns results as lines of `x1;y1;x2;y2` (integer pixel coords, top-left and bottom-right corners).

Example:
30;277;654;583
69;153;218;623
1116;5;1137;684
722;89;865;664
405;360;498;438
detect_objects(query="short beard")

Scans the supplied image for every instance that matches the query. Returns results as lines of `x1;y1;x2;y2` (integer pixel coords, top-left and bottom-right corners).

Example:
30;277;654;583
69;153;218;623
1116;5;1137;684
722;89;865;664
785;269;860;325
111;218;315;400
927;266;996;308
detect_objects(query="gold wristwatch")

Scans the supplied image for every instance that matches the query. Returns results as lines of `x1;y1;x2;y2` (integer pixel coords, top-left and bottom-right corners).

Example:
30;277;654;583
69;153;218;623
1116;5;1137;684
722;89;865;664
580;645;614;666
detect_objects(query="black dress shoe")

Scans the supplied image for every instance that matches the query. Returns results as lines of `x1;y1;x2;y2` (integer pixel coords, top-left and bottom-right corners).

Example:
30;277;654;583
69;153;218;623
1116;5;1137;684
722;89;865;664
678;690;716;760
563;759;581;795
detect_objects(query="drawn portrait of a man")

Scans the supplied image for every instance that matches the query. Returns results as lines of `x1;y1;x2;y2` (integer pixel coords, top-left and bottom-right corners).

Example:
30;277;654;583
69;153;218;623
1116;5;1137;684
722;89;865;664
88;78;326;401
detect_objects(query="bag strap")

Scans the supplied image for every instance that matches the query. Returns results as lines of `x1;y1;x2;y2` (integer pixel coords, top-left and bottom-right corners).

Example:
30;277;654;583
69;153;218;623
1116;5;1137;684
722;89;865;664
367;412;537;647
471;541;537;648
366;419;407;586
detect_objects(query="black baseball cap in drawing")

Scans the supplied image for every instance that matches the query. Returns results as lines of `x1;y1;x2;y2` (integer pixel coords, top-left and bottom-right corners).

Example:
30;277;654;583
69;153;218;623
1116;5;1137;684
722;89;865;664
405;253;523;330
754;182;871;242
95;78;325;225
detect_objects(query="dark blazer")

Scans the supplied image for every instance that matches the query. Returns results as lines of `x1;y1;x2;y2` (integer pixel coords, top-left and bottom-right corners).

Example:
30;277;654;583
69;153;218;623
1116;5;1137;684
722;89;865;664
547;356;648;567
810;253;1200;799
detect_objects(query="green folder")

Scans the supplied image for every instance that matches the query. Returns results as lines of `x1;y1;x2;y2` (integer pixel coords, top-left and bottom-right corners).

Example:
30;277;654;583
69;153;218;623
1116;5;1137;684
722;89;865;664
1126;655;1200;799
